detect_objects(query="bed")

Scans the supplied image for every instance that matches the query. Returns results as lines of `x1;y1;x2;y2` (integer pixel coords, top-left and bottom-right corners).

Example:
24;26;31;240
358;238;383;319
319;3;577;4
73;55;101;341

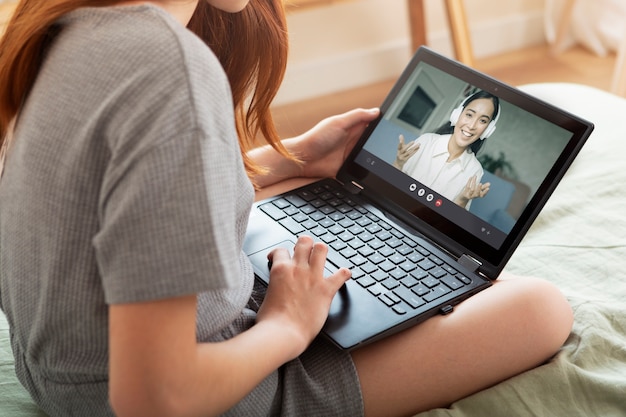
1;82;625;416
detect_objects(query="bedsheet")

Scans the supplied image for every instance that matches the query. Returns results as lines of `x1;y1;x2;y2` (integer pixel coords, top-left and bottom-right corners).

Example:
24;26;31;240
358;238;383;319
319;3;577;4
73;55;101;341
1;83;625;416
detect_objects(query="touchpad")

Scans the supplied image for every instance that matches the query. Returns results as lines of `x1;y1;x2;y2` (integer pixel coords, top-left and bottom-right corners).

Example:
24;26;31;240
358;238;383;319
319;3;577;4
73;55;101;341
248;240;334;285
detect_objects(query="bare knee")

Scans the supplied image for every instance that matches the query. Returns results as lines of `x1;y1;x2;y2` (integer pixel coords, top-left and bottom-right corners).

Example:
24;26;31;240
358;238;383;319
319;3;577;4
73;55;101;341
498;274;574;358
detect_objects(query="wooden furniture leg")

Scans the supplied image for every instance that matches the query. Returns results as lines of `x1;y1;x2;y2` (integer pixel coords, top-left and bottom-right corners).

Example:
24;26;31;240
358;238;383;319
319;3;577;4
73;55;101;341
407;0;474;67
444;0;474;66
406;0;428;53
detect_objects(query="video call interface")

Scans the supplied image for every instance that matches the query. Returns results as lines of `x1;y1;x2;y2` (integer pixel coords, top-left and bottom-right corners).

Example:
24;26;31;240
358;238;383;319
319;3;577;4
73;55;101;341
351;62;574;249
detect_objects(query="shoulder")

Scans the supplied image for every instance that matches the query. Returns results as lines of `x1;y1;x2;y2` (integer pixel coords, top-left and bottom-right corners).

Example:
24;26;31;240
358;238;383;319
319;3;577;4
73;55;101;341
54;5;227;90
48;5;234;143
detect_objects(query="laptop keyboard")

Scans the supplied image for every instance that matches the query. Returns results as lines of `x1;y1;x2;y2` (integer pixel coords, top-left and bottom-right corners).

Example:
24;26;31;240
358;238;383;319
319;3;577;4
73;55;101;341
258;181;473;315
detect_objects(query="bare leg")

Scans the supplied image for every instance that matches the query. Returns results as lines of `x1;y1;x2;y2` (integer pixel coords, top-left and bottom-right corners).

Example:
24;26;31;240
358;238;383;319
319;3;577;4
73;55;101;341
351;273;573;417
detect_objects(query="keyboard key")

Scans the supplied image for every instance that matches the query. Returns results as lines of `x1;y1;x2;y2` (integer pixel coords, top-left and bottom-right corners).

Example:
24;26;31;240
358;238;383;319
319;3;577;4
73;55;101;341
356;217;372;227
399;261;416;273
348;225;364;235
310;199;325;208
329;212;345;222
292;212;308;223
379;260;396;272
396;245;413;256
367;253;385;265
392;305;408;315
340;247;357;259
338;219;354;228
350;267;365;280
272;198;291;209
394;286;426;309
457;274;472;285
379;221;392;230
400;276;419;288
389;269;406;280
360;262;378;274
330;240;347;251
379;293;399;307
368;283;384;296
410;270;429;280
441;275;464;290
368;239;385;250
423;285;451;302
285;194;307;207
320;234;337;244
304;220;320;230
422;276;440;288
416;246;430;256
366;224;383;234
278;218;305;234
358;245;375;258
348;238;365;250
430;267;446;279
412;284;430;297
350;255;367;267
371;270;388;282
418;259;436;271
356;276;376;288
381;278;400;290
260;203;287;220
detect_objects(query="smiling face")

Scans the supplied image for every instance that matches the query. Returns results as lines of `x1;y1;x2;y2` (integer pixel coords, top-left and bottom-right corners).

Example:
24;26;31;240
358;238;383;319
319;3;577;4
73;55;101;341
451;98;496;149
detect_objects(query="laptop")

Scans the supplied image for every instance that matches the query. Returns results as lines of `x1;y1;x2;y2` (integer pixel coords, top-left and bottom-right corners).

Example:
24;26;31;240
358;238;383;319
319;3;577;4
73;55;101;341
244;46;593;350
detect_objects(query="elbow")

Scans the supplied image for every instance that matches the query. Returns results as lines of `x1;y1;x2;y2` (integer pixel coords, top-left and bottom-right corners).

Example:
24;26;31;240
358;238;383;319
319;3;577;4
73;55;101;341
109;380;225;417
109;382;189;417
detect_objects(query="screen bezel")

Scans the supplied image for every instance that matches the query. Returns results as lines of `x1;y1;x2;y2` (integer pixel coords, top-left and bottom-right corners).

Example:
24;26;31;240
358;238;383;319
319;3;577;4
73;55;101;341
337;47;594;279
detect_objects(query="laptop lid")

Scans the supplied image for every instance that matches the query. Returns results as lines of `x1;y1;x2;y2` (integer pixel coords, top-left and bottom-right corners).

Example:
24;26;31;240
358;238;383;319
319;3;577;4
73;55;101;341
337;47;594;279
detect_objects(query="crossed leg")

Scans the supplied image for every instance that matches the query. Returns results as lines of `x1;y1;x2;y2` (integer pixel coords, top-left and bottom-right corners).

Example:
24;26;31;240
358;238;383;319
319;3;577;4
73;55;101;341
351;273;573;417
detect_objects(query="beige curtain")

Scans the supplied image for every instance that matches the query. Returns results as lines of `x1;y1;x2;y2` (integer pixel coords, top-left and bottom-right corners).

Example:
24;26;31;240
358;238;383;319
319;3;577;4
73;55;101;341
545;0;626;56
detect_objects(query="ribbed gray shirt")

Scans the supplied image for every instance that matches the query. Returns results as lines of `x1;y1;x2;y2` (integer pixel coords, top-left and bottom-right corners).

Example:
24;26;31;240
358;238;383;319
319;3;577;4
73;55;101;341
0;5;362;416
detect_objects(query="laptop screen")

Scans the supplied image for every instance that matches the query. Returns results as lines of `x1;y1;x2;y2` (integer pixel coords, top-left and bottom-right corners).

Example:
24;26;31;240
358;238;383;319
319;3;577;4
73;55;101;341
338;48;592;276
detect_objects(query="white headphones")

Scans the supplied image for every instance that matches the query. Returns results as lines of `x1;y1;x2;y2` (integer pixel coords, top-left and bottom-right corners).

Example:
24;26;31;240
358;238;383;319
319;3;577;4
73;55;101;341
449;93;501;140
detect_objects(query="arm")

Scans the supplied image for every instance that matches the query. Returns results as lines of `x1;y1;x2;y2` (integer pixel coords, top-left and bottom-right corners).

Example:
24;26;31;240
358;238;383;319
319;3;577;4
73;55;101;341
248;108;379;189
109;236;350;417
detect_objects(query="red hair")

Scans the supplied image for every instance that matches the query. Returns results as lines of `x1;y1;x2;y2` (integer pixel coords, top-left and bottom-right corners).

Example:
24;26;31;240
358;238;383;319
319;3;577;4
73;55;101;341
0;0;292;180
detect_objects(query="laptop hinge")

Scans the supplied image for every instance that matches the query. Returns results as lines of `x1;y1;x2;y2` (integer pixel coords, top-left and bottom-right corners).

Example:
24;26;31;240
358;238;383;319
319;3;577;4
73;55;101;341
343;181;364;195
458;254;481;273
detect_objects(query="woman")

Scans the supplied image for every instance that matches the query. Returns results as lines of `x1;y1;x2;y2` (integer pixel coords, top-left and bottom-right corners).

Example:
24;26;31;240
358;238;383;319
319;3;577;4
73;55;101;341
0;1;573;416
394;91;499;208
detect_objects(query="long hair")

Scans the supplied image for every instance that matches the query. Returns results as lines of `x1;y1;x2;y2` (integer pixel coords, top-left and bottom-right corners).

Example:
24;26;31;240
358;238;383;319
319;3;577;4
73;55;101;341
434;90;500;155
0;0;291;181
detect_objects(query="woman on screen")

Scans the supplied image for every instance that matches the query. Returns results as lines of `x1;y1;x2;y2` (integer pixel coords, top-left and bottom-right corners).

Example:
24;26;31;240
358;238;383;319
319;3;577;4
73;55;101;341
393;90;500;209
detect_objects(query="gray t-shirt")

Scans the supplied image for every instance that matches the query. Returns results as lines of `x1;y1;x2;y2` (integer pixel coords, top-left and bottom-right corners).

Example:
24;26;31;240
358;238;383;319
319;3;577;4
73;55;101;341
0;5;362;416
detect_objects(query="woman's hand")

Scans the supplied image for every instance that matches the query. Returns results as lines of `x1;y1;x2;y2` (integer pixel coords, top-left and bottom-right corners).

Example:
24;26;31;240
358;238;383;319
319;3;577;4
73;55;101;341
295;108;380;179
392;134;420;170
256;236;351;353
248;108;379;188
454;175;490;208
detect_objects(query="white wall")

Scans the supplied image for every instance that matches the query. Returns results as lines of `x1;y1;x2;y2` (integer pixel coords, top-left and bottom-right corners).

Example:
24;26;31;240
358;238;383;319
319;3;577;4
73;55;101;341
275;0;546;105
